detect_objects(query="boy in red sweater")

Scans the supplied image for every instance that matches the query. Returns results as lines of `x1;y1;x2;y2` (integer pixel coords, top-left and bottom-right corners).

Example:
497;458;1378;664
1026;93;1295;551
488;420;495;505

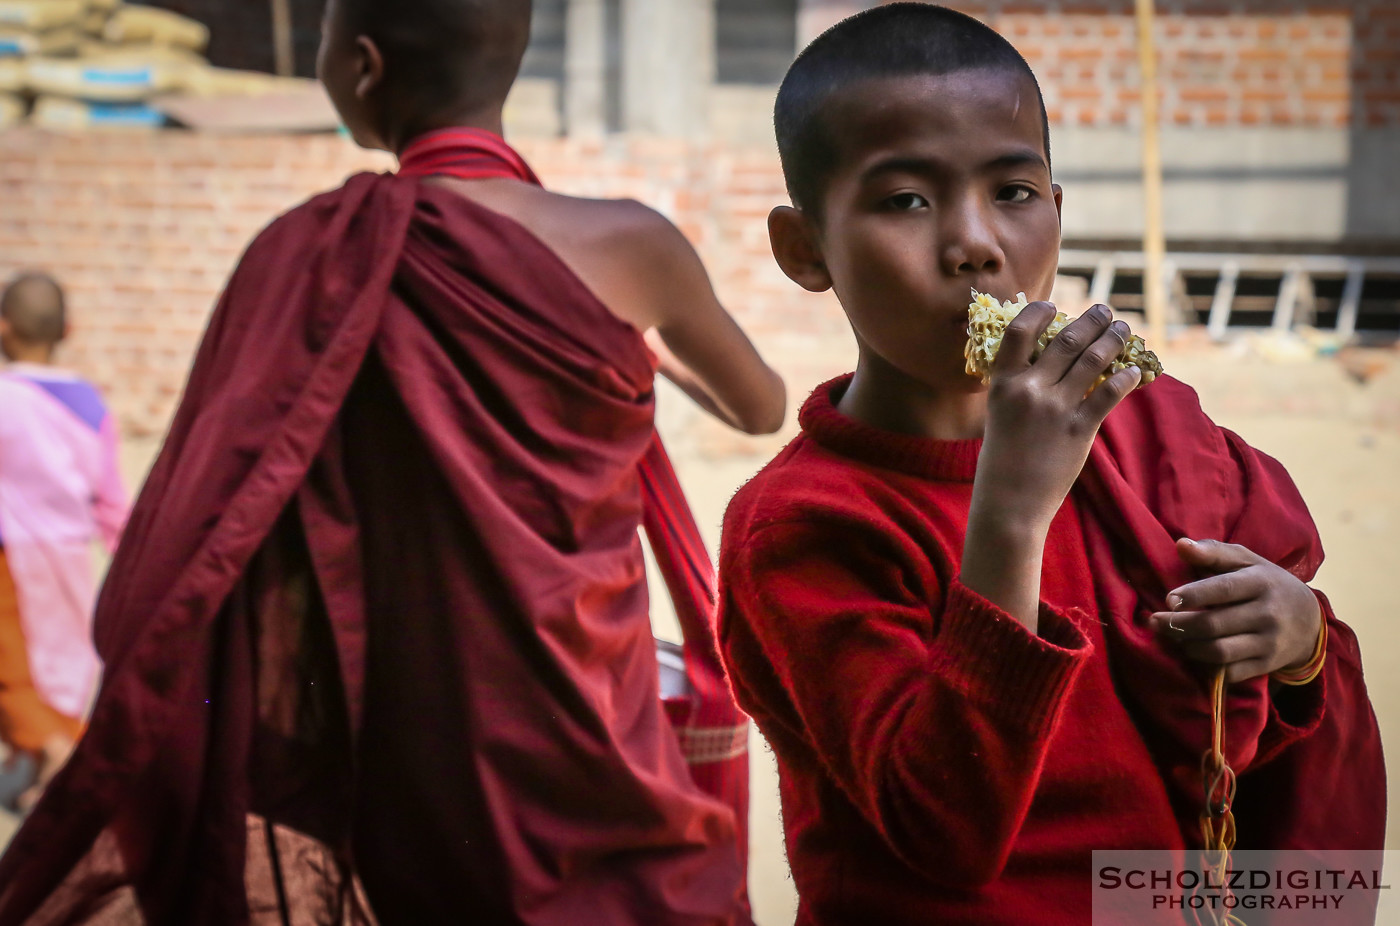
718;5;1384;924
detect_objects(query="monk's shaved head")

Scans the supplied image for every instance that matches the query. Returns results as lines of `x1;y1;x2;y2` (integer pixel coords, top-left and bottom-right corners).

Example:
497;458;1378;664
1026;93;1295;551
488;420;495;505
338;0;532;121
1;272;66;345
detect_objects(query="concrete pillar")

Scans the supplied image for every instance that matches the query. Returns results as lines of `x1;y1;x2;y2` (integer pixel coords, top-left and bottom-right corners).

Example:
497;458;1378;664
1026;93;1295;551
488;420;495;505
797;0;876;47
621;0;715;136
565;0;608;136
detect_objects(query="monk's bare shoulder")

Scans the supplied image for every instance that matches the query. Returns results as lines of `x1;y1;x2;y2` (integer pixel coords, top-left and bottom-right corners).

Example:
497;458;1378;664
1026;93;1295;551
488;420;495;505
432;178;702;331
528;192;711;331
426;176;786;433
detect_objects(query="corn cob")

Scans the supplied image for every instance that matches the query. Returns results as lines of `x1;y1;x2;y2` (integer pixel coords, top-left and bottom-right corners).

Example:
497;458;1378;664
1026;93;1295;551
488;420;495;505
965;289;1163;389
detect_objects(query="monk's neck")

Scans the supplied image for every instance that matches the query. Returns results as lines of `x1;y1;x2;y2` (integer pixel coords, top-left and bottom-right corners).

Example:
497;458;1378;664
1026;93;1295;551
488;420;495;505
837;357;988;441
391;107;507;157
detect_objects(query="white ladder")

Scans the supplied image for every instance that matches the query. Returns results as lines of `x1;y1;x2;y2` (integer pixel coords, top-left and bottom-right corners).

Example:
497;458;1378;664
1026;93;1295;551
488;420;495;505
1058;250;1400;342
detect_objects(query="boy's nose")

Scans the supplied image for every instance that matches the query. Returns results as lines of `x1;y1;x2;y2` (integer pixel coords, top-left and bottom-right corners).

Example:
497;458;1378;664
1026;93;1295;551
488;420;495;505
939;203;1005;276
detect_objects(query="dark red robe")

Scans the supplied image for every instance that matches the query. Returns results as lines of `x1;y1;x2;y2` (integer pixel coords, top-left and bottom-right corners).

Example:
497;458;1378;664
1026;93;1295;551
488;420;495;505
1079;376;1386;854
0;172;747;925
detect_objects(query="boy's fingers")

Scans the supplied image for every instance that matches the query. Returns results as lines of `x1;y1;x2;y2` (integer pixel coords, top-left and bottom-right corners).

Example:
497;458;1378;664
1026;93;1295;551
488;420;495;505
1225;659;1272;684
1165;564;1266;611
1173;537;1262;573
1063;321;1131;389
993;301;1059;374
1178;633;1266;667
1151;604;1263;642
1078;357;1141;424
1035;303;1113;380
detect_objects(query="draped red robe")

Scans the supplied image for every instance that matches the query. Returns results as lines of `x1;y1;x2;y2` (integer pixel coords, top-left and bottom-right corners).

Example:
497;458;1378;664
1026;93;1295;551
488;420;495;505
1078;376;1386;854
0;171;747;924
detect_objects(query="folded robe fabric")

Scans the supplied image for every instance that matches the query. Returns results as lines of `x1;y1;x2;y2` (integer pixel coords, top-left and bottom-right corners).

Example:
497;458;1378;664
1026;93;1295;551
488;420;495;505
0;172;747;924
1075;376;1385;851
397;128;752;885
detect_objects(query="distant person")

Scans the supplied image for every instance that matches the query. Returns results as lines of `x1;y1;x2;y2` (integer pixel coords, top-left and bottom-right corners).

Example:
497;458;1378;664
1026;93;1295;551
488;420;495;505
0;272;126;811
717;6;1384;924
0;0;782;923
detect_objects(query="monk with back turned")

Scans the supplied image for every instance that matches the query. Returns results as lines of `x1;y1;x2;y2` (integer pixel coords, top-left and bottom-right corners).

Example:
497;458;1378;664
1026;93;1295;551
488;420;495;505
0;1;782;923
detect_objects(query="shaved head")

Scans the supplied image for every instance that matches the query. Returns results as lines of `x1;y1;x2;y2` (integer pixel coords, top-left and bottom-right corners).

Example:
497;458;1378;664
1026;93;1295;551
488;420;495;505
338;0;532;121
1;272;66;345
776;3;1048;216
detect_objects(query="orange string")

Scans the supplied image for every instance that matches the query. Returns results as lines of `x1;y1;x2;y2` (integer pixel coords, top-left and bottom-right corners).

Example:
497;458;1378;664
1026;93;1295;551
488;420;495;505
1199;667;1244;926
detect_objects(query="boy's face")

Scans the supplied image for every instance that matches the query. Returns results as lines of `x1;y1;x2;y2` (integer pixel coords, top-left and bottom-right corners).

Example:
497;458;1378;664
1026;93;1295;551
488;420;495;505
316;0;387;150
772;69;1062;394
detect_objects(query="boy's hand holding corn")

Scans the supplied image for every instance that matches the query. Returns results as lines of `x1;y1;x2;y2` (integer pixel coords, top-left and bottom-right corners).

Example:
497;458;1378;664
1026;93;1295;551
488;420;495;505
960;300;1145;632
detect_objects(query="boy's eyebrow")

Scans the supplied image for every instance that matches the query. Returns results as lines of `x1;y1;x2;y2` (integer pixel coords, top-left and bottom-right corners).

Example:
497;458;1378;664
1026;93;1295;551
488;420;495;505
861;148;1048;181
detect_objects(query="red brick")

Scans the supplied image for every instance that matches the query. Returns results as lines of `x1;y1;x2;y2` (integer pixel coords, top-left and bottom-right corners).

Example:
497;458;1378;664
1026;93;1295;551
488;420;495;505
1179;87;1231;103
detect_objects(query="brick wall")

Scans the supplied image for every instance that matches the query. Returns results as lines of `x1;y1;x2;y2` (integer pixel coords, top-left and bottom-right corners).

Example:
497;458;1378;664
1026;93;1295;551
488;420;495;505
923;1;1398;129
0;130;842;440
131;1;1399;131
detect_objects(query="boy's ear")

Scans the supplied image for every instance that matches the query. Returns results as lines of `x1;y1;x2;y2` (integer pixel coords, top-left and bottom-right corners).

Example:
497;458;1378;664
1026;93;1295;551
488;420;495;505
768;205;832;294
1052;182;1063;225
353;35;385;100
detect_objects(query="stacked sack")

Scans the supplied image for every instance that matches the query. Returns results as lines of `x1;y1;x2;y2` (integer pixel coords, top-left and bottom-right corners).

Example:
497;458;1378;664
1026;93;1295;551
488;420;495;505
1;0;314;131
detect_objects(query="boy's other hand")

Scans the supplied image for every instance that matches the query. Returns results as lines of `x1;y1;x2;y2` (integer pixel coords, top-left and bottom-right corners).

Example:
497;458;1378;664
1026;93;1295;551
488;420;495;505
1149;537;1323;683
976;302;1142;528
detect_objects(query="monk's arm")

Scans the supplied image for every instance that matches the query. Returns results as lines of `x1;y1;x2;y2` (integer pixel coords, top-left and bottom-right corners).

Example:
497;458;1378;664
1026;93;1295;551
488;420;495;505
617;204;786;435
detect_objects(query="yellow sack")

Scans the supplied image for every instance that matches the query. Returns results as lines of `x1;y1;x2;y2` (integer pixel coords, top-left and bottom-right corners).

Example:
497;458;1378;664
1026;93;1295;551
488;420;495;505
182;65;312;98
0;55;21;91
102;6;207;51
0;25;82;55
0;0;85;31
0;91;22;127
87;0;121;11
30;94;164;129
81;8;108;35
77;39;203;67
25;54;184;101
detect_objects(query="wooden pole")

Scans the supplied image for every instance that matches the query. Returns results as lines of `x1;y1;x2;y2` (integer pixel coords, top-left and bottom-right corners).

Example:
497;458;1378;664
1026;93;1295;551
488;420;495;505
271;0;295;77
1135;0;1168;347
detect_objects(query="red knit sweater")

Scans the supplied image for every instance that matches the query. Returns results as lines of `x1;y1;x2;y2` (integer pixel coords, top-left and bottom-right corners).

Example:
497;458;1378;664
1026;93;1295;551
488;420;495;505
719;378;1197;925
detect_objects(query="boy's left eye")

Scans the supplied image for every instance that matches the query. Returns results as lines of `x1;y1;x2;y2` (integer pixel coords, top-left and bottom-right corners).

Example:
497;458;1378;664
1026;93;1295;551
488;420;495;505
998;185;1034;204
885;192;929;211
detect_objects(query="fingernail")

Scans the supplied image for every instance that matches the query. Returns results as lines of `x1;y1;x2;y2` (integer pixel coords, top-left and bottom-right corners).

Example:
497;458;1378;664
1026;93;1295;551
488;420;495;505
1167;594;1183;611
1180;537;1196;547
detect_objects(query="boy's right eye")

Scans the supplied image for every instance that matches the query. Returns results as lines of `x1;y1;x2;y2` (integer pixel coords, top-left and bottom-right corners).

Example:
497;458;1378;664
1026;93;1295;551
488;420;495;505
884;192;929;211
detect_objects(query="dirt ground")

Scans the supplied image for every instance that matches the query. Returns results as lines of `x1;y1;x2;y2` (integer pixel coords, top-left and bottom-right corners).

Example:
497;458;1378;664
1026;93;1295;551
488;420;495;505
2;337;1396;925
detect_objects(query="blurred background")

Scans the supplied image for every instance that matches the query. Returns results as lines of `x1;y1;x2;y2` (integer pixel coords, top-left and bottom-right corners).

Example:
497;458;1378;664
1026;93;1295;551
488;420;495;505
2;1;1398;923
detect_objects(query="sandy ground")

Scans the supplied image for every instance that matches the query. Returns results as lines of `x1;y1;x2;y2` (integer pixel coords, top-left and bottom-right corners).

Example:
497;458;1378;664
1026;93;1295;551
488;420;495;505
2;339;1397;925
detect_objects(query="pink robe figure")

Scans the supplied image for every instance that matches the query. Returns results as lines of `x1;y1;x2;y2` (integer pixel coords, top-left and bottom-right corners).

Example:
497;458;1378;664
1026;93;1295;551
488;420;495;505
0;363;127;719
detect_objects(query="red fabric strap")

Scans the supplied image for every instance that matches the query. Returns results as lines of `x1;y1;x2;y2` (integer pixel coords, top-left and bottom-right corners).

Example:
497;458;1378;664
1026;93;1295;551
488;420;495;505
398;127;542;186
